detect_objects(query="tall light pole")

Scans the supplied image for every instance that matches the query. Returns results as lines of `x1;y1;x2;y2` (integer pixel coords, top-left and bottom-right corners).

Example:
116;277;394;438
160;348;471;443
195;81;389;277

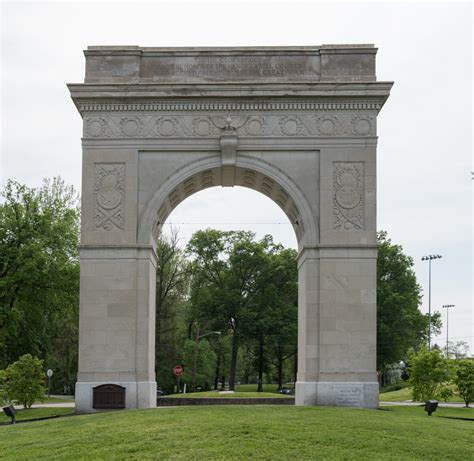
421;254;442;350
442;304;455;357
192;326;221;392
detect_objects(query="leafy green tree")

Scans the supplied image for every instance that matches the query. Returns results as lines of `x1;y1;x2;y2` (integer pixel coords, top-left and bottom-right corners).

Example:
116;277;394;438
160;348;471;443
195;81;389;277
0;370;8;405
1;354;46;408
438;386;454;402
407;346;452;401
251;247;298;391
187;229;270;390
377;231;440;377
154;230;189;392
454;359;474;407
180;339;216;391
0;178;80;391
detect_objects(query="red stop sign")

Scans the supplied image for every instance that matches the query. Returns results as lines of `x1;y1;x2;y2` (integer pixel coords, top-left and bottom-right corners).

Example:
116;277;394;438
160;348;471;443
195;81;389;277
173;365;183;376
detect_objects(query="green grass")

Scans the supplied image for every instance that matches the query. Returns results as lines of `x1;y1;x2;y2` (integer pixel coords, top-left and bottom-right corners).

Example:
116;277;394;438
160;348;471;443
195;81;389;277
165;383;291;398
163;390;290;398
0;407;74;424
236;383;285;393
1;405;473;460
379;386;464;403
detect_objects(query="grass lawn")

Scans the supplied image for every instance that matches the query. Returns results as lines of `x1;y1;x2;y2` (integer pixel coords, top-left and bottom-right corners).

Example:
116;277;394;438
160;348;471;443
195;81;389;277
379;386;464;403
163;391;290;398
0;407;74;424
1;405;473;460
165;383;292;398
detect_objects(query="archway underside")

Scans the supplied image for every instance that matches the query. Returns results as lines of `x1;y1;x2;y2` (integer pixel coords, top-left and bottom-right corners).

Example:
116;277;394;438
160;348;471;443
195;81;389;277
153;166;304;241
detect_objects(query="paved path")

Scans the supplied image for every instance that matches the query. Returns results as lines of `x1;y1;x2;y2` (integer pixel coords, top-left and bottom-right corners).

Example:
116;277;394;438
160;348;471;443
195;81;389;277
13;401;75;410
380;401;467;408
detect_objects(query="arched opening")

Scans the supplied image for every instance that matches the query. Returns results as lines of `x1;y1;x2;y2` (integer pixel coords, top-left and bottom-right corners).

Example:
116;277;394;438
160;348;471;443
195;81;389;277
138;155;319;250
155;184;299;395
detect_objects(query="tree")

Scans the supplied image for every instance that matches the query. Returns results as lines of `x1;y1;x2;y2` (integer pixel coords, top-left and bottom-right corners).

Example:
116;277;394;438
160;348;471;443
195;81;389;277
187;230;299;392
154;229;189;391
1;354;46;408
255;248;298;391
377;231;439;376
187;230;270;390
407;346;452;401
454;360;474;407
180;339;216;390
448;341;470;360
0;178;80;391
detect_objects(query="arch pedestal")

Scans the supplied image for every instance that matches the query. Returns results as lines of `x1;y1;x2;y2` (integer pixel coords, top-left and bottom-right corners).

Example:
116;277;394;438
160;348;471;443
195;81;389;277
69;45;392;412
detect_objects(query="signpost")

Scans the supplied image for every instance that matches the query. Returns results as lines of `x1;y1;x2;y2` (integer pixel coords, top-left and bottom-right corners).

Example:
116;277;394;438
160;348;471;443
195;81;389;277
46;369;53;397
173;365;183;394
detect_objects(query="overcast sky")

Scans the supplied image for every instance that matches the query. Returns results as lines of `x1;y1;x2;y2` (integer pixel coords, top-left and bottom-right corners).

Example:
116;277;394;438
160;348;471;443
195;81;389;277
1;0;472;353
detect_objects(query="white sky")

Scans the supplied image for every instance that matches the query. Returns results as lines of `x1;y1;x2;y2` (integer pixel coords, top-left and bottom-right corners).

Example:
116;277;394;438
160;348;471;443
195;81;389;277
1;0;473;353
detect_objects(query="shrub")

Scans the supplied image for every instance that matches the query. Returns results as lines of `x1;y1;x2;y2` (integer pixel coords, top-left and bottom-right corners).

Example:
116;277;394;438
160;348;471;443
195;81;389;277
407;347;452;402
438;387;454;402
0;370;9;405
454;359;474;408
379;381;411;394
1;354;46;408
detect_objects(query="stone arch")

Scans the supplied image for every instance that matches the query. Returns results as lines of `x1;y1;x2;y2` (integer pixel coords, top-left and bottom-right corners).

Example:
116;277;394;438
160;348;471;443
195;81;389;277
70;44;392;413
138;154;319;249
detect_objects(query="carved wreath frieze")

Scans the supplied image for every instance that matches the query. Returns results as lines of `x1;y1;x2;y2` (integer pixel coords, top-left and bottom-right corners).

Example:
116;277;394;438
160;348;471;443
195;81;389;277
94;163;125;231
84;114;375;138
333;162;364;231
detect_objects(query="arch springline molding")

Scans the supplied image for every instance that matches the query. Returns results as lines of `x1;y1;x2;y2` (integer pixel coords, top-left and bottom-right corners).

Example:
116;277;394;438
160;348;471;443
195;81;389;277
70;45;392;413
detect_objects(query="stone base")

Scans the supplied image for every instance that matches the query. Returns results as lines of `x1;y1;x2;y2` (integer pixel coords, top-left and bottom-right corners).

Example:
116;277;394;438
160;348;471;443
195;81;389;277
75;381;157;413
295;381;379;408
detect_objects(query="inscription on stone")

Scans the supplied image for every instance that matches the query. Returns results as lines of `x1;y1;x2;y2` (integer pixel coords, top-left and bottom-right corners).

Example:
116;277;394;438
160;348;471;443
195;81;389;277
334;383;364;406
140;55;321;81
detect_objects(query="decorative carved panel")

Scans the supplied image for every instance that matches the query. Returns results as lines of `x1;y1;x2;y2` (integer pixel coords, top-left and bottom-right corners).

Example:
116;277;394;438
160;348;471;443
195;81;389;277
82;103;377;139
94;163;125;230
333;162;364;230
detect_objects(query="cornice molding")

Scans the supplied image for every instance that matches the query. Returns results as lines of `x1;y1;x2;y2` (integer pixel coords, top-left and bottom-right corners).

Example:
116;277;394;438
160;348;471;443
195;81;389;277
77;99;384;113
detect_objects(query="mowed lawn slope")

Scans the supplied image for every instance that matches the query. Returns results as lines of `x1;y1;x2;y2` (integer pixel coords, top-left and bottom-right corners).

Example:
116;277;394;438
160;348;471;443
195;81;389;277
1;406;473;460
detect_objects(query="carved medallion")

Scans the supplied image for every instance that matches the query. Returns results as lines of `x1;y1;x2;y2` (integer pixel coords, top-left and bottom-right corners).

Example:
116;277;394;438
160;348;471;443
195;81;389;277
94;164;125;230
156;117;178;136
333;162;364;230
193;117;213;136
279;116;303;136
351;115;373;136
85;117;110;137
244;116;266;136
315;115;341;136
120;117;142;137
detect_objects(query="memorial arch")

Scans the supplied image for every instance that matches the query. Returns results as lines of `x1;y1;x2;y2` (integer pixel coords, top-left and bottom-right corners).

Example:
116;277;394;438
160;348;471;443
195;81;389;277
69;45;392;413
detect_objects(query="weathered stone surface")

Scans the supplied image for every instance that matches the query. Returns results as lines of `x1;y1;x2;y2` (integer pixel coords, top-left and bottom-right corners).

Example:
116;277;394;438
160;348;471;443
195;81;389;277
70;45;392;413
83;45;377;84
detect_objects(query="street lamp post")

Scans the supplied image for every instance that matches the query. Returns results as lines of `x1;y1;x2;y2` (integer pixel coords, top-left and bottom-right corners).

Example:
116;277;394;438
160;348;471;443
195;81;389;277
421;254;442;351
192;326;221;392
442;304;455;357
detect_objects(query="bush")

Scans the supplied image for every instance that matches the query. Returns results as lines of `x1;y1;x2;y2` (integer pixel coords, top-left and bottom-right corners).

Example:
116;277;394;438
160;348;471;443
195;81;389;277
379;381;411;394
438;387;454;402
1;354;46;408
407;347;452;402
454;359;474;408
